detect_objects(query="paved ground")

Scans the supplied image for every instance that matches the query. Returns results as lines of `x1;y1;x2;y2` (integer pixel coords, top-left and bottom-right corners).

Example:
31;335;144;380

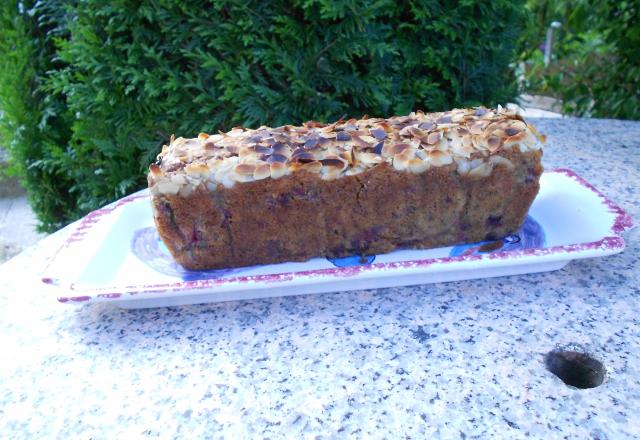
0;176;46;264
0;102;562;265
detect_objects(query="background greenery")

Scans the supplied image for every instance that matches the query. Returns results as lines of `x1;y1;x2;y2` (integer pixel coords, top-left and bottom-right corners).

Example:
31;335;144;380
1;0;527;232
2;0;638;233
520;0;639;119
0;0;76;231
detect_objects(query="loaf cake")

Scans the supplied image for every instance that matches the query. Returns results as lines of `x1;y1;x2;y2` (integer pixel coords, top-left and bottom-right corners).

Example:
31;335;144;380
148;107;544;270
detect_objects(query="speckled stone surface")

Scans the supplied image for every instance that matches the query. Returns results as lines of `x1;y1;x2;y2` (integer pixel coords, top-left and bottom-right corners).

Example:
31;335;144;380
0;117;638;439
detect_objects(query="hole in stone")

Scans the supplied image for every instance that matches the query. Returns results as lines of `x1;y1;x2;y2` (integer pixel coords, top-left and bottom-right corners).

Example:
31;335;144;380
545;348;605;389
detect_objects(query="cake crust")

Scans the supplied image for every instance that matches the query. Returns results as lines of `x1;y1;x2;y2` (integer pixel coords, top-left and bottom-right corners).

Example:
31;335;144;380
149;107;544;270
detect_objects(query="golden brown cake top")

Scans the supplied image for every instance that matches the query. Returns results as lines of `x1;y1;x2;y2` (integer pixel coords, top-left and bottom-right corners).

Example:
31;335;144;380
148;106;544;196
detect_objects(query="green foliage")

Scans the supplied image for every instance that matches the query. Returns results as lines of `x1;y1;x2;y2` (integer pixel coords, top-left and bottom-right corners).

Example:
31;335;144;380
0;0;76;231
1;0;526;231
521;0;640;120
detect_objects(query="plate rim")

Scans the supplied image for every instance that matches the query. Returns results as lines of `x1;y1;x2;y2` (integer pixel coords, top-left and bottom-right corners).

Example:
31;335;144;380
43;168;634;304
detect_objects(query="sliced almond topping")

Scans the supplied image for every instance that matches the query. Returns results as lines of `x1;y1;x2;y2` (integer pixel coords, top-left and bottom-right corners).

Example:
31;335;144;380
487;136;503;152
234;163;255;176
426;131;443;145
489;155;514;170
152;107;543;194
320;157;348;170
299;161;322;173
170;174;187;185
157;181;180;195
393;156;409;171
418;121;435;130
253;163;271;180
428;150;453;167
351;133;373;149
387;142;411;156
467;162;494;178
451;112;466;123
185;163;209;176
408;158;429;173
149;164;162;177
472;134;489;150
369;128;387;140
408;126;427;139
415;149;428;160
270;162;287;179
358;152;383;165
504;127;520;137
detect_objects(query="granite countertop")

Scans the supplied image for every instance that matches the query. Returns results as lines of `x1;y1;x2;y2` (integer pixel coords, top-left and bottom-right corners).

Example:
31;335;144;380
0;118;638;439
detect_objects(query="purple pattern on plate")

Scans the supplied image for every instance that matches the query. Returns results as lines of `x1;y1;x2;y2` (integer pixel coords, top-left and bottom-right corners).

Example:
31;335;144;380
131;227;247;281
328;255;376;268
449;216;545;257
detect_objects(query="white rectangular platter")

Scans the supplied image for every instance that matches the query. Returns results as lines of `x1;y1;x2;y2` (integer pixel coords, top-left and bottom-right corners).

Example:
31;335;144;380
41;169;633;308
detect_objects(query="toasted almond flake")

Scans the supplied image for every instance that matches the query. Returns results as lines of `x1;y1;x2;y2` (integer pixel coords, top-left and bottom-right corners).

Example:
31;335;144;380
253;163;271;180
170;174;187;185
408;158;429;173
387;143;411;156
451;112;466;123
393;156;409;171
351;133;373;149
185;163;209;176
149;164;162;177
487;136;503;152
426;131;443;145
320;157;348;169
234;164;255;176
467;162;494;178
270;162;287;179
358;152;383;165
418;121;435;130
370;128;386;140
157;181;180;195
408;126;427;139
505;127;520;137
428;150;453;167
394;148;415;163
472;135;489;150
232;173;254;182
489;155;514;170
299;161;322;173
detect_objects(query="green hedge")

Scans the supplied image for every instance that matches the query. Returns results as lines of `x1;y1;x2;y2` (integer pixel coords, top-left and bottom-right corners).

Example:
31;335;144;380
1;0;526;232
0;0;76;231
